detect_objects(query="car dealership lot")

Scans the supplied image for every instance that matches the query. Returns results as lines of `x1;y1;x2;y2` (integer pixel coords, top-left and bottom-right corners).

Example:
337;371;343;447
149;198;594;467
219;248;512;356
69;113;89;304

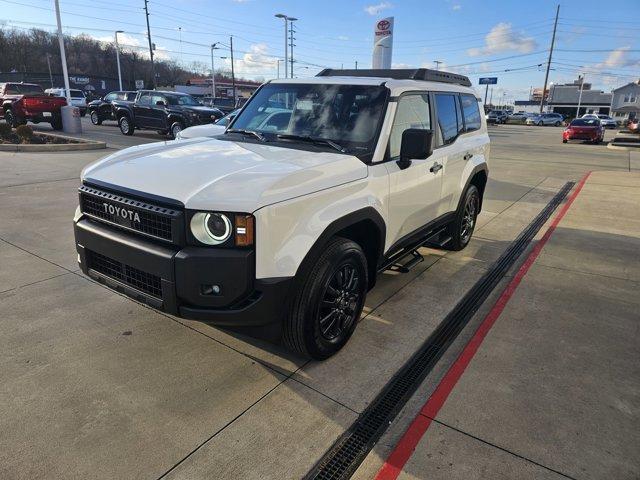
1;125;638;479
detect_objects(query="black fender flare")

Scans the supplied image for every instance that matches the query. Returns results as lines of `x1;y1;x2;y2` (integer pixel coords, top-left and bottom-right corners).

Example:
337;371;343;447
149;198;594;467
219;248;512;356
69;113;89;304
456;163;489;214
114;107;132;119
293;206;386;290
167;113;188;127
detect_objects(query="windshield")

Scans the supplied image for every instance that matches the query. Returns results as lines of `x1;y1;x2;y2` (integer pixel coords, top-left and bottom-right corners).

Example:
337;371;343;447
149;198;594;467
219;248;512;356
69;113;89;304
230;83;388;155
166;94;201;106
571;119;599;126
70;90;85;98
216;110;239;126
7;84;44;95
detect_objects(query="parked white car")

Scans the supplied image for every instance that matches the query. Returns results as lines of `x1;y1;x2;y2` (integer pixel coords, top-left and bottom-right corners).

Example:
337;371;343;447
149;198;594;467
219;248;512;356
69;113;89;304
73;68;489;359
176;109;240;139
526;112;564;126
45;88;87;116
582;113;616;128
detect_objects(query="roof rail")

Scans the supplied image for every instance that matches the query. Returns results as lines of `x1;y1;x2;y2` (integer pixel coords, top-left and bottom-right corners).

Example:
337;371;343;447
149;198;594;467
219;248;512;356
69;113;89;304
315;68;472;87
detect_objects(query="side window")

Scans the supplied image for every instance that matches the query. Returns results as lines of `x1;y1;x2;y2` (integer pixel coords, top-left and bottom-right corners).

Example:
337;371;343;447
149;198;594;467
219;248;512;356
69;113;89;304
104;93;116;102
150;94;165;105
388;94;430;159
460;94;481;132
435;93;459;145
138;93;151;105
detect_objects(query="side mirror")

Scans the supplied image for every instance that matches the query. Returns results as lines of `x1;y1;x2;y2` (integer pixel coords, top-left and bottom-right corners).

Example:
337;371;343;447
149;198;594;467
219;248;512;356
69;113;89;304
155;100;166;106
398;128;432;169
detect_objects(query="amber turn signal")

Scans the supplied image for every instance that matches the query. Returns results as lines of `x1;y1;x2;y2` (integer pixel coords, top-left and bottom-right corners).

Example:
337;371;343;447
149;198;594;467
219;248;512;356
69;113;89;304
235;215;255;247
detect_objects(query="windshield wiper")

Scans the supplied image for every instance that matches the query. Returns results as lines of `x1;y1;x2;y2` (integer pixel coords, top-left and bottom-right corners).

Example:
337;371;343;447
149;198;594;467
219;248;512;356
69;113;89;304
276;134;347;153
226;128;267;142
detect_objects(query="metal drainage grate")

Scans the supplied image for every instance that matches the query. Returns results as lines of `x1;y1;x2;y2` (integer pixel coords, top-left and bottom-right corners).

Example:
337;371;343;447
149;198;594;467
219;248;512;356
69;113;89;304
305;182;575;480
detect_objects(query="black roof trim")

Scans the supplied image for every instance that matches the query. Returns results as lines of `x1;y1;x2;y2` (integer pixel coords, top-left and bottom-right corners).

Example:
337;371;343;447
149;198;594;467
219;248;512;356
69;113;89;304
316;68;472;87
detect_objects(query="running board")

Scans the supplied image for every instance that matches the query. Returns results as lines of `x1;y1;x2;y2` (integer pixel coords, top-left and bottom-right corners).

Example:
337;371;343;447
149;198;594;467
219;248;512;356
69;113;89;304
423;228;452;249
387;250;424;273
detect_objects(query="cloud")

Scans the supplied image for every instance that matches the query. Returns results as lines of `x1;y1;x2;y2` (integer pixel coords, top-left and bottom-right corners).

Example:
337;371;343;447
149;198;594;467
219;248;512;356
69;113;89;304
595;46;640;69
95;32;170;61
467;22;537;57
364;1;392;16
226;43;278;74
452;4;461;10
392;62;413;69
337;35;350;41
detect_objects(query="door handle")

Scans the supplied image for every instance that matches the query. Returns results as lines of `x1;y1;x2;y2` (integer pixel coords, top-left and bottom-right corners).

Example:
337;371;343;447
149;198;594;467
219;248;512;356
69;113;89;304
430;162;442;174
463;153;473;161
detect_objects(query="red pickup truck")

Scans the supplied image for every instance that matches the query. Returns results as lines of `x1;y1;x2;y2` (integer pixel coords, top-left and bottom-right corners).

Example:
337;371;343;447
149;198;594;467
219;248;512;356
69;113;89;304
0;82;67;130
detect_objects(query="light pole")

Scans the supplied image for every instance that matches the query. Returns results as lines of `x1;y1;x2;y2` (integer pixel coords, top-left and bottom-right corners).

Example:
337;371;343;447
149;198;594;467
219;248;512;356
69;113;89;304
115;30;123;91
277;59;282;79
210;43;218;98
576;74;585;118
275;14;297;78
275;14;288;78
54;0;81;132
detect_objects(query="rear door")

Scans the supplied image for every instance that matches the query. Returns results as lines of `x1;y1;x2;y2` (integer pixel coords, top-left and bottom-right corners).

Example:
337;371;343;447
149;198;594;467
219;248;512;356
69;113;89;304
432;92;466;216
133;92;152;127
385;92;443;241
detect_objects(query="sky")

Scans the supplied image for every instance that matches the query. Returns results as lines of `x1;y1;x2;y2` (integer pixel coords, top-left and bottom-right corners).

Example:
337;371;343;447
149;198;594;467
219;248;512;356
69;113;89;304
2;0;639;102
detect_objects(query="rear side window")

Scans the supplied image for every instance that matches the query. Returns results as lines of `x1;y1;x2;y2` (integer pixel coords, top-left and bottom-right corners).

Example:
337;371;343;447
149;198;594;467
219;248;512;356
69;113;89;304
388;94;431;159
138;93;151;105
460;94;481;132
434;93;459;145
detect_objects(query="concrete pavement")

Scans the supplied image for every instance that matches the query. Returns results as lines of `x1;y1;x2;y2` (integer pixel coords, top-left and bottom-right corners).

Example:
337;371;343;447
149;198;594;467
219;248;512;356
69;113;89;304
1;125;638;479
358;171;640;480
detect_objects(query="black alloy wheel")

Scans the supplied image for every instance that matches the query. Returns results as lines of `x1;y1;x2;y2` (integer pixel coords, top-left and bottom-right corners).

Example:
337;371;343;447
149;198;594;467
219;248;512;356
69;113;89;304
318;262;362;342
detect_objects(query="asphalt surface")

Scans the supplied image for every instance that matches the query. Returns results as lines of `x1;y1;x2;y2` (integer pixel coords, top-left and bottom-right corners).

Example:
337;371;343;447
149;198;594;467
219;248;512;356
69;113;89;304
0;124;638;479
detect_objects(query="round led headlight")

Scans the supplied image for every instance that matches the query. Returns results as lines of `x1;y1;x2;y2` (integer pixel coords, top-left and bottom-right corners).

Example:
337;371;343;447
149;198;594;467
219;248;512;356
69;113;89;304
190;212;232;245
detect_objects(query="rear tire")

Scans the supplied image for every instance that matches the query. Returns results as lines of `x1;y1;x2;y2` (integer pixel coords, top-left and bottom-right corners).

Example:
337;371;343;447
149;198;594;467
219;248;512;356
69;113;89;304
4;108;17;127
537;120;543;126
118;115;134;135
90;111;102;125
554;121;561;126
283;237;368;360
445;185;480;251
51;117;63;130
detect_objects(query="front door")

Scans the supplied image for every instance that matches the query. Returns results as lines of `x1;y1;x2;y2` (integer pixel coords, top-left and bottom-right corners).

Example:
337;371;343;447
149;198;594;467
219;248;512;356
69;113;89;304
385;93;443;245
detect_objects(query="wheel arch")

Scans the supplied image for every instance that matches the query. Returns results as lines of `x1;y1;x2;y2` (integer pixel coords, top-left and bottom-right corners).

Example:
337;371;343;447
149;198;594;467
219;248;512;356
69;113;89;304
294;207;386;291
457;164;488;214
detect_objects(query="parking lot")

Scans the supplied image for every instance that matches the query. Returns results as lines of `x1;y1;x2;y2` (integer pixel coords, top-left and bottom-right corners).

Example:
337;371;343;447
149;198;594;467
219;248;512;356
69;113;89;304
1;123;638;479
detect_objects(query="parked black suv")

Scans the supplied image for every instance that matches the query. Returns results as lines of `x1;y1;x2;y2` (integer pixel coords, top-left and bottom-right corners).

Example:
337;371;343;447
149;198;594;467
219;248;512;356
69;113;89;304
112;90;224;138
88;91;137;125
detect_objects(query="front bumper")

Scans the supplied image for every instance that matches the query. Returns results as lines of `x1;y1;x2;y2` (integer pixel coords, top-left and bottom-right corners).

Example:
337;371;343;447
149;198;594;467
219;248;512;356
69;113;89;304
74;217;291;327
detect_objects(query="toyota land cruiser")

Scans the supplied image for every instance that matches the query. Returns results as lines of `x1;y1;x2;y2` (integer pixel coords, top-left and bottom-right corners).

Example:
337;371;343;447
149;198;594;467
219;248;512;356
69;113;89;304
73;69;489;359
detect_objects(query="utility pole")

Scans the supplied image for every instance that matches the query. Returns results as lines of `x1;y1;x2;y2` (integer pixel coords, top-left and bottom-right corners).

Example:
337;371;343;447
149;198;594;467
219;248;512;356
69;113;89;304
289;18;297;78
355;61;358;70
230;36;236;103
115;30;123;90
576;74;585;118
434;60;443;71
144;0;155;89
540;4;559;114
489;87;493;106
46;53;53;88
210;43;218;98
277;59;282;79
483;83;489;109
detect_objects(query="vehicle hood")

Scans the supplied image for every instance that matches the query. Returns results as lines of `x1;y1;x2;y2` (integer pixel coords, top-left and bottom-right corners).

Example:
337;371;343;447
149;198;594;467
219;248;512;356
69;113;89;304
178;123;226;139
176;105;220;114
81;138;368;212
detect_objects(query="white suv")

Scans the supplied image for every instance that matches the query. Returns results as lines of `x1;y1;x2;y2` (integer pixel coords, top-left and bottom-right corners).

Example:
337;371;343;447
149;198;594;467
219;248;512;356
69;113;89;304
73;69;489;359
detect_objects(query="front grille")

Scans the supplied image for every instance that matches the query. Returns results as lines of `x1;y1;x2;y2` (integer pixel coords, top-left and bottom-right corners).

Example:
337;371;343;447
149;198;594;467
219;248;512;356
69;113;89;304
79;185;183;244
87;250;162;298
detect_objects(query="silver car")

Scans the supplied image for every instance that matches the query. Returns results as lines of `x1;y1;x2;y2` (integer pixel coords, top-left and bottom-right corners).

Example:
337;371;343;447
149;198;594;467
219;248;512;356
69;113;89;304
526;112;564;126
597;114;617;129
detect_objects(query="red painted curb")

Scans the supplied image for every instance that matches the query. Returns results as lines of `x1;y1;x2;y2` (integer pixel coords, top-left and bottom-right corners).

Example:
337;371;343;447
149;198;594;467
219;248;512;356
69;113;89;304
374;173;591;480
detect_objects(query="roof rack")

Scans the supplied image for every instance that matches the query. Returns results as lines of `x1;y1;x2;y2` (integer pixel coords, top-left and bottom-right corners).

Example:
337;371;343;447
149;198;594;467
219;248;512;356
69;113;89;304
315;68;472;87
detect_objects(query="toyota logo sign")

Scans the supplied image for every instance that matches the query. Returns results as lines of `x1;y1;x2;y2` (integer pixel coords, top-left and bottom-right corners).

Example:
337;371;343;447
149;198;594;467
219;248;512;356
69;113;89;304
377;20;390;31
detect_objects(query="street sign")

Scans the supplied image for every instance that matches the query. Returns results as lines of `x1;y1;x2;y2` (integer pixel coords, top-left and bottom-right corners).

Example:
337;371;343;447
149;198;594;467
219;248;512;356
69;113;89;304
135;79;144;89
479;77;498;85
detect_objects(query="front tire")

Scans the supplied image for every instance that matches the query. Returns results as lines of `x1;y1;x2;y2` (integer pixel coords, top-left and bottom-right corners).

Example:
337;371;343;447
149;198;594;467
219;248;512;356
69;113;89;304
554;121;561;126
118;115;134;135
169;121;184;139
90;110;102;125
4;108;17;127
537;120;543;126
283;237;368;359
445;185;480;251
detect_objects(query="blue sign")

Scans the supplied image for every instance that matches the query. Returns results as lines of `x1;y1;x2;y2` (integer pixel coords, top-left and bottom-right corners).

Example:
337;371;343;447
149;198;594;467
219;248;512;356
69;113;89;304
479;77;498;85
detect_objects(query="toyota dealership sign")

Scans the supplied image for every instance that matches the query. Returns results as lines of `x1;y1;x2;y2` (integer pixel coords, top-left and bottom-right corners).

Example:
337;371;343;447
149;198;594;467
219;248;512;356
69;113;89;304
373;16;394;69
